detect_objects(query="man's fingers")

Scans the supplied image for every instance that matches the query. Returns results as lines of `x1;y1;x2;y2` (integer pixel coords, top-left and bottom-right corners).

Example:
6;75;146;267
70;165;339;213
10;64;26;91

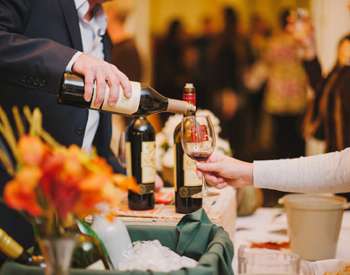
94;71;106;108
107;74;120;106
114;67;131;98
84;71;94;102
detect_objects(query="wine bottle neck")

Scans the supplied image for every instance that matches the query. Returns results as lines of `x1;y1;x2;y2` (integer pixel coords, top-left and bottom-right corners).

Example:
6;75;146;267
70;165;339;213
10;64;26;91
167;99;196;114
183;92;196;107
0;229;24;259
182;84;196;116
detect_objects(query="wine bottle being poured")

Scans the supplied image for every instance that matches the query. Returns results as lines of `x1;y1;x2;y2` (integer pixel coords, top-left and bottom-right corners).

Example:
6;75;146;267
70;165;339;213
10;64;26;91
59;73;196;116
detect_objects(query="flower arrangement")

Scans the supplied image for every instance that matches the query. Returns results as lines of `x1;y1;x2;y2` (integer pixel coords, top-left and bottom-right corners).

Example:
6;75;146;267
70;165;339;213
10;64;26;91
0;106;138;237
155;109;232;171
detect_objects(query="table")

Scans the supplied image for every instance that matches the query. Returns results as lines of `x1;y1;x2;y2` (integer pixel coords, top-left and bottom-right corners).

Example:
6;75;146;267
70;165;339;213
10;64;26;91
117;187;237;239
234;207;350;273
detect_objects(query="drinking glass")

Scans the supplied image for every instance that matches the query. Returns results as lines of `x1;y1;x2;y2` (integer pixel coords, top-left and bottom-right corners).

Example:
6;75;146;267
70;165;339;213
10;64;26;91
181;115;216;197
238;245;300;275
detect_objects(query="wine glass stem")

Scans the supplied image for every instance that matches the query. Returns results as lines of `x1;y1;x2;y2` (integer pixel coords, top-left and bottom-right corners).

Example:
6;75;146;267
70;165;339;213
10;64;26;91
202;175;210;211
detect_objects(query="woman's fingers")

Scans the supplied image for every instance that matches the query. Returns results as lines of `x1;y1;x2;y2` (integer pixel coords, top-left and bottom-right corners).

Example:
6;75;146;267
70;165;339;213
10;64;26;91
197;161;221;173
204;173;226;186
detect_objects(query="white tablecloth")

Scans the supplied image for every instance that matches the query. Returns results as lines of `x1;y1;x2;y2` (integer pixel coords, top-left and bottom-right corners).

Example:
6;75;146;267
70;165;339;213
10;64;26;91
233;207;350;273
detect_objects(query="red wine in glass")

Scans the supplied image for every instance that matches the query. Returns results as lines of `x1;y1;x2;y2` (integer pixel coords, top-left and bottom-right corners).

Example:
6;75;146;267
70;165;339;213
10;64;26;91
188;152;211;162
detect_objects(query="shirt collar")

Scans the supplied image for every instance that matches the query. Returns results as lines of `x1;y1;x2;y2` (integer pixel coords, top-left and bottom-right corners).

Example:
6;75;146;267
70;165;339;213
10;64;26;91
74;0;107;36
74;0;86;10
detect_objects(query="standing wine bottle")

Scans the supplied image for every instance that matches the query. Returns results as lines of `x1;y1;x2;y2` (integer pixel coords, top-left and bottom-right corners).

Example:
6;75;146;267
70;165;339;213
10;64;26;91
174;83;203;214
0;228;44;266
59;73;196;116
72;234;112;270
125;116;155;210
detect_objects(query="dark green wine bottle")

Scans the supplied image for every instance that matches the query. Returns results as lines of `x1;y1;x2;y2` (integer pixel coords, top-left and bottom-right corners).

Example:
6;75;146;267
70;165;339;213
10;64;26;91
74;220;114;270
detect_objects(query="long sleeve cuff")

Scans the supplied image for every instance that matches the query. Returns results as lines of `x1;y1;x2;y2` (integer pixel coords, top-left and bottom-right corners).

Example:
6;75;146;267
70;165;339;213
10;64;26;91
253;148;350;194
65;51;83;72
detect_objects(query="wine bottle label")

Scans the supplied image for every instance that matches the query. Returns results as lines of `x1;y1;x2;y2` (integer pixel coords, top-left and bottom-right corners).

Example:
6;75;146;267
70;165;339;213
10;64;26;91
141;141;156;184
139;183;155;195
179;186;202;198
125;142;132;177
183;154;202;187
91;81;141;115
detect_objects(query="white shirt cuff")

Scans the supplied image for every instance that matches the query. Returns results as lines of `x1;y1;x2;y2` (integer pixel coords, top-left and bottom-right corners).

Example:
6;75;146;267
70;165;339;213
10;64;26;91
65;51;83;72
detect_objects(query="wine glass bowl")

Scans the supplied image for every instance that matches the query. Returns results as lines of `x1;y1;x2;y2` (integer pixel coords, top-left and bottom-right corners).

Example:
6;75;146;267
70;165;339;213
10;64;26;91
181;115;216;162
181;115;217;199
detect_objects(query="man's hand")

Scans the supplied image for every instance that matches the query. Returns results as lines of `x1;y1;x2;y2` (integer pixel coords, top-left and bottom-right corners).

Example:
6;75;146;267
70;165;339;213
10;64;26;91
72;53;132;108
196;152;253;189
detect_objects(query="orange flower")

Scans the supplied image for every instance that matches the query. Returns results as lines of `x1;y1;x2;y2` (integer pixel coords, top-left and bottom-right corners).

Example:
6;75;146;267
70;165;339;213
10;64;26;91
18;135;47;166
15;166;42;189
1;108;135;228
112;174;140;194
79;174;110;192
4;178;42;217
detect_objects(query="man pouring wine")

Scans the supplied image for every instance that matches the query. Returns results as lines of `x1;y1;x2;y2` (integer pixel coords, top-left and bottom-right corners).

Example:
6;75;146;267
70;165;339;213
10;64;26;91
0;0;151;261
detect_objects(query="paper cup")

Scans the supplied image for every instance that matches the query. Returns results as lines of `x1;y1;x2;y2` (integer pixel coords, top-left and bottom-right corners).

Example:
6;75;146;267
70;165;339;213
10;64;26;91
279;194;348;261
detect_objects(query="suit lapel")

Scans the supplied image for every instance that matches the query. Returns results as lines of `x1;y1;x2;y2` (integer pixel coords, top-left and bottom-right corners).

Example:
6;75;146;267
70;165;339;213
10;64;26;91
58;0;83;51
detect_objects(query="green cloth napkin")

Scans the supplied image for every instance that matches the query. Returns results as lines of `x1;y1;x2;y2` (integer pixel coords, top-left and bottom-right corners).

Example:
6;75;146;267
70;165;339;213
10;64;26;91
0;209;234;275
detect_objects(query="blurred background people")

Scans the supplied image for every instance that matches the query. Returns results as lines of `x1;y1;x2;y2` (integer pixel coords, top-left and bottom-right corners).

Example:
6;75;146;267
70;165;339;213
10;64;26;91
246;9;308;160
245;14;272;153
194;16;217;110
209;6;254;160
263;9;308;159
296;23;350;153
153;19;187;123
244;9;309;205
104;1;143;82
102;0;350;206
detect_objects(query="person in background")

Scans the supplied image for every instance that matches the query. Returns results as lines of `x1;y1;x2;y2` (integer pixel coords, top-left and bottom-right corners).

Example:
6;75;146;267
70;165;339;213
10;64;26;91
209;6;254;161
194;16;216;110
154;19;187;123
104;0;143;81
154;18;186;98
245;14;272;153
243;9;308;205
0;0;132;258
260;9;308;159
292;15;350;153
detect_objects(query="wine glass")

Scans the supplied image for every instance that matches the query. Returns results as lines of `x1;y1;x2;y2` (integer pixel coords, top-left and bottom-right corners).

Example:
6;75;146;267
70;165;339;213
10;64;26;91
181;115;216;198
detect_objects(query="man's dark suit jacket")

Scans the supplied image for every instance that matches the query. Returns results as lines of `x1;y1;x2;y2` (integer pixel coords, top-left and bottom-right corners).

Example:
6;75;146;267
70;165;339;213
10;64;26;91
0;0;123;257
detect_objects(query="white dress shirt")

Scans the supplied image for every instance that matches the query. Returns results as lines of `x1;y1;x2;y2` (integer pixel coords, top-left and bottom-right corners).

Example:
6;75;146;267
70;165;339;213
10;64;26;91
67;0;107;151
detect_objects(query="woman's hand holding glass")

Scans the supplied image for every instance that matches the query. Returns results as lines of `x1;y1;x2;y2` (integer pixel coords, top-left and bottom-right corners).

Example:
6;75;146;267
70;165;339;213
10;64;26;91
196;152;254;189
